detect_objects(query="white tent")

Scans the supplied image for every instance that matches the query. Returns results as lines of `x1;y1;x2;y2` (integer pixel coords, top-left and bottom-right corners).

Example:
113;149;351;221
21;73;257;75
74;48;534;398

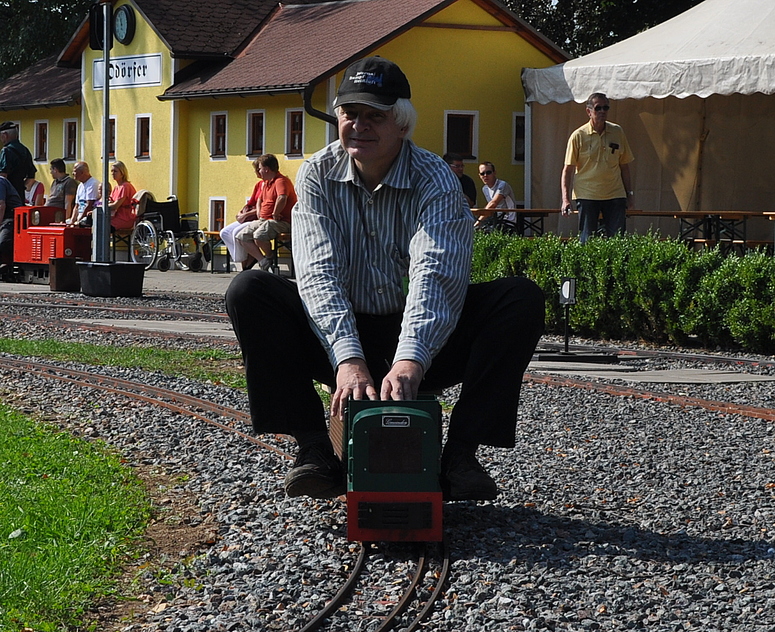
520;0;775;238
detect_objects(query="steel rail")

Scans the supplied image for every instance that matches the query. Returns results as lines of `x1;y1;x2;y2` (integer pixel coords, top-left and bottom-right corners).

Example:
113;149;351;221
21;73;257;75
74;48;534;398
297;542;372;632
0;355;292;460
525;372;775;422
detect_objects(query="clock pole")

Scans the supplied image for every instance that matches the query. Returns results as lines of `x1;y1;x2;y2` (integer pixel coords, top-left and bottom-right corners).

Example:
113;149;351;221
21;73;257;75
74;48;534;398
94;0;112;263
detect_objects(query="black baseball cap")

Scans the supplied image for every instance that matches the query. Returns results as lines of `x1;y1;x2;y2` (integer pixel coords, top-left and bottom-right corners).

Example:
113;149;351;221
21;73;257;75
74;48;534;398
333;57;411;110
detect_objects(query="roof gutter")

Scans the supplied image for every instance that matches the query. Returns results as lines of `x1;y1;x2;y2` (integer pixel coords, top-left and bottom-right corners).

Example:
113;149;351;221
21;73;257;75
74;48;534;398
0;97;79;111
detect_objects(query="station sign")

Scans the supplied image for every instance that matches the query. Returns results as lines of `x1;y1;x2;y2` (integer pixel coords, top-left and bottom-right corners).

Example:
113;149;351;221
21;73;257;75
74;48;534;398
92;53;162;89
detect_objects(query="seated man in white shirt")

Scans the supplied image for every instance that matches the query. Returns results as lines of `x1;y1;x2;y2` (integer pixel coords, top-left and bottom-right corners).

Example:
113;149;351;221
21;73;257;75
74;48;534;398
70;161;100;227
476;161;522;234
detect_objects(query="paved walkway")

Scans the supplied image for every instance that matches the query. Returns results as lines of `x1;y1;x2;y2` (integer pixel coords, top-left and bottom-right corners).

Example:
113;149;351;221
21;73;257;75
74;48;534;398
0;267;240;296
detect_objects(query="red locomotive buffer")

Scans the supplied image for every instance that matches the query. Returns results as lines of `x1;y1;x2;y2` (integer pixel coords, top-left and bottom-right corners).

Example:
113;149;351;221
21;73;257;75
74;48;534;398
14;206;91;283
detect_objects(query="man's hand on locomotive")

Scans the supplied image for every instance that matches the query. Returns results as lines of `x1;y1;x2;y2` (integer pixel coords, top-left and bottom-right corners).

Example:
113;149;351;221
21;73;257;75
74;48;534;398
380;359;423;402
332;358;424;418
332;358;378;418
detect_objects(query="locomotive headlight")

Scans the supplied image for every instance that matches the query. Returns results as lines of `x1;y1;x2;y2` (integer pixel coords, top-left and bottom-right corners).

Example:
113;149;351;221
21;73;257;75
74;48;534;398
64;248;73;256
32;210;41;226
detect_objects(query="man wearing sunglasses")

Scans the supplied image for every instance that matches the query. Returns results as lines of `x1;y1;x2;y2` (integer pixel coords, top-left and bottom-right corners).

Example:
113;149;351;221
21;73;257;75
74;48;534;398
561;92;634;243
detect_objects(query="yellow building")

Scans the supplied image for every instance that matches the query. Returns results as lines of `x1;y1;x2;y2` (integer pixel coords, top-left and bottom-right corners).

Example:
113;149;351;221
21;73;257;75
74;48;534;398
0;0;567;231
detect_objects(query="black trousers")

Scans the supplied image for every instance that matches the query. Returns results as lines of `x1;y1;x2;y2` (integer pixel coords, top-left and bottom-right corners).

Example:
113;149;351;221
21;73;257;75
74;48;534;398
0;218;14;264
225;272;545;448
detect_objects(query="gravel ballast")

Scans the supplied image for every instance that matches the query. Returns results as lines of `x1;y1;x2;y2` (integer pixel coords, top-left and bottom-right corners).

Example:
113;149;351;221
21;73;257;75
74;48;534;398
1;291;774;631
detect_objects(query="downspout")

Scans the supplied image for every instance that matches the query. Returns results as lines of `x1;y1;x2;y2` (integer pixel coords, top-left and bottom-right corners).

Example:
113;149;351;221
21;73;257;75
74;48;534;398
303;82;336;126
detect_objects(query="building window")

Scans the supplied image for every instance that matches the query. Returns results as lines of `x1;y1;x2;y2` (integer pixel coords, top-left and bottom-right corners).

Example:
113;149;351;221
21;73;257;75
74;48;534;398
136;115;151;160
211;112;227;159
286;109;303;157
513;112;526;163
64;120;78;161
34;121;48;162
247;110;265;157
444;111;479;161
102;116;116;159
210;198;225;231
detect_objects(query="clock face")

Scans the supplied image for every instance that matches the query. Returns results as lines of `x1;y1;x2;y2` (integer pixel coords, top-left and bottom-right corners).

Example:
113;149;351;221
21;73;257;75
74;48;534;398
114;5;136;45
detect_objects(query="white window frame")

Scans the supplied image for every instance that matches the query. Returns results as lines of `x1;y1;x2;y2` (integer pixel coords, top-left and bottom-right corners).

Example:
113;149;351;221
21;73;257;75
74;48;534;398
210;111;228;160
63;118;78;161
209;197;227;232
33;119;49;163
443;110;479;161
135;113;152;161
246;109;266;158
285;108;305;158
512;111;526;165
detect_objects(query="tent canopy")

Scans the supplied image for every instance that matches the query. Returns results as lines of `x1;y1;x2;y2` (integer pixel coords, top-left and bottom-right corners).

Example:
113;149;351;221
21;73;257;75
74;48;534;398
522;0;775;104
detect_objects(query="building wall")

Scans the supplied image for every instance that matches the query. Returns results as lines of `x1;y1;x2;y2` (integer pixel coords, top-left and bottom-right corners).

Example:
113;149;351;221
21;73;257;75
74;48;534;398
8;106;81;193
1;0;560;228
80;0;176;205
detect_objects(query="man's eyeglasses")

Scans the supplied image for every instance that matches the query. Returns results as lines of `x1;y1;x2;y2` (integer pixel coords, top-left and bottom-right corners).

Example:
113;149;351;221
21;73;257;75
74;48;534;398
593;105;610;112
479;170;494;176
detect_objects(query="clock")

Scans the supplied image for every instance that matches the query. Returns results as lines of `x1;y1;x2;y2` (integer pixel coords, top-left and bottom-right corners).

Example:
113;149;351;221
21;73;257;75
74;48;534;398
113;5;136;45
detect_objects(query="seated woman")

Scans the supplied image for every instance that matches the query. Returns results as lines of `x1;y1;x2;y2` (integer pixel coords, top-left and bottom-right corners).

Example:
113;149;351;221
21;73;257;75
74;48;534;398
108;161;137;231
24;176;45;206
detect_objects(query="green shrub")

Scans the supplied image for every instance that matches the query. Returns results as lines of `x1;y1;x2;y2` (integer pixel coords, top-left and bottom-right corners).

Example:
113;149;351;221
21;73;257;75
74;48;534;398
471;232;775;354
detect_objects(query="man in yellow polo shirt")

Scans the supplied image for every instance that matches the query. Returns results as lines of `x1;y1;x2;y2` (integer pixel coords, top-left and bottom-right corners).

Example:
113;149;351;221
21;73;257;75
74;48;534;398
560;93;634;243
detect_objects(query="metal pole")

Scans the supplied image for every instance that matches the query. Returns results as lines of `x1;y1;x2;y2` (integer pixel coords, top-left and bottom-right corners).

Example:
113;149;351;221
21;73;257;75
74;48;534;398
563;304;570;354
93;0;111;262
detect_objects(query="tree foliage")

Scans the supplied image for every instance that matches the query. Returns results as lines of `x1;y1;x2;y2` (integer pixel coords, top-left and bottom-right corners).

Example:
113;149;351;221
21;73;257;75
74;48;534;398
0;0;93;81
505;0;706;57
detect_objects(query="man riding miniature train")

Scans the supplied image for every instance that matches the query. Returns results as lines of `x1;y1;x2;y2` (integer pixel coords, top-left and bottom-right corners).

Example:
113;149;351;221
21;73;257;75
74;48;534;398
226;57;545;501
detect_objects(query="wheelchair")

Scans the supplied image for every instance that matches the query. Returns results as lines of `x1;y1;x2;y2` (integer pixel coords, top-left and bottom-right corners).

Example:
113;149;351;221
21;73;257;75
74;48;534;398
129;197;207;272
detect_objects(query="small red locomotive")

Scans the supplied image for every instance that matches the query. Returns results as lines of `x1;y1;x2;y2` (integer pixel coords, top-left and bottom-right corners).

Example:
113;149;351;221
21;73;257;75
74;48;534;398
11;206;91;283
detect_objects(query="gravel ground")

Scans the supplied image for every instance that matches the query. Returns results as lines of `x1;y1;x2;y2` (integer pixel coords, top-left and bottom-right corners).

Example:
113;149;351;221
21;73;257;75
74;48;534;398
1;291;774;631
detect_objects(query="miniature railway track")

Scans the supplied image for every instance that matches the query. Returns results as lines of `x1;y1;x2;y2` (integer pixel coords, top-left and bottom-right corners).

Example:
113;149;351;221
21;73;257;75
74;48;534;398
298;540;451;632
0;296;230;322
0;354;453;630
524;373;775;422
2;297;773;628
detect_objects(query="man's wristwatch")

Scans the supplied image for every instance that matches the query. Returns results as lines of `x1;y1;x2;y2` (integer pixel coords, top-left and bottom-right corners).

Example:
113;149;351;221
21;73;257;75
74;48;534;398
627;190;634;196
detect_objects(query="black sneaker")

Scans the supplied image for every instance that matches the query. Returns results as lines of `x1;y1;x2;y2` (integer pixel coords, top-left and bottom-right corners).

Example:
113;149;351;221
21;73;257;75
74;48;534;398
284;442;345;499
440;447;498;501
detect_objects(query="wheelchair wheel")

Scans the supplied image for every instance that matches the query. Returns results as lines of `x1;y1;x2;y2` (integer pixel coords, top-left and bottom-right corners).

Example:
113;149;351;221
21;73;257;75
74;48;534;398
157;255;172;272
130;220;158;270
187;252;204;272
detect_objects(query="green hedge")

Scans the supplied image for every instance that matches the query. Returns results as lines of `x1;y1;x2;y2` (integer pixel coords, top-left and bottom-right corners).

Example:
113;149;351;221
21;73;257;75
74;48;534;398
471;232;775;354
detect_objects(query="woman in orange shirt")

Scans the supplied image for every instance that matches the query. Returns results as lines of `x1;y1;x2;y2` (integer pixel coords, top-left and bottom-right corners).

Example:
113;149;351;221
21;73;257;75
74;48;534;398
108;161;137;230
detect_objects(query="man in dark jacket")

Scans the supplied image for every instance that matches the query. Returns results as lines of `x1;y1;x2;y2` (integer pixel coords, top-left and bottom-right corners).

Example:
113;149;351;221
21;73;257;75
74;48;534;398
0;174;23;274
0;121;36;201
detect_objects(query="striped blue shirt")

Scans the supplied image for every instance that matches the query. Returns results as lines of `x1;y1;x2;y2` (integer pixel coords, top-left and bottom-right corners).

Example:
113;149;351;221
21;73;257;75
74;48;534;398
293;139;474;373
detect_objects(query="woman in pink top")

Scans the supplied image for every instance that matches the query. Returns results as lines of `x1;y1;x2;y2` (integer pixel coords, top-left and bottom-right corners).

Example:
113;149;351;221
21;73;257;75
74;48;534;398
108;161;137;230
24;177;45;206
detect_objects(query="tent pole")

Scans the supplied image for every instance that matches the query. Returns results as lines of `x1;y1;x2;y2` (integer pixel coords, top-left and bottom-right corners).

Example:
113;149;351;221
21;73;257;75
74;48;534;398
694;100;709;211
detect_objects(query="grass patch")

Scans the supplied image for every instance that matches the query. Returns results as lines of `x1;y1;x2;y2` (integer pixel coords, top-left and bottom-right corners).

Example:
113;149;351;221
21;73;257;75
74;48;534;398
0;338;246;389
0;404;150;631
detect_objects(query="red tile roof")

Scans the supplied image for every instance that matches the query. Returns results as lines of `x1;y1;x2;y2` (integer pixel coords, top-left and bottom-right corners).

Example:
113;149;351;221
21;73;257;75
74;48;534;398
161;0;454;98
0;55;80;111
